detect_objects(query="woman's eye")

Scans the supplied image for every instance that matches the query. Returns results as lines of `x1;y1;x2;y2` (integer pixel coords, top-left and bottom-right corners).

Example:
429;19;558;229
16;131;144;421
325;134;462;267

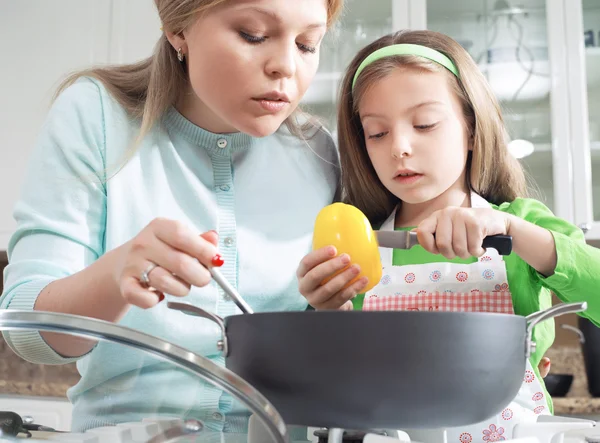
297;42;317;54
240;30;318;54
239;31;267;44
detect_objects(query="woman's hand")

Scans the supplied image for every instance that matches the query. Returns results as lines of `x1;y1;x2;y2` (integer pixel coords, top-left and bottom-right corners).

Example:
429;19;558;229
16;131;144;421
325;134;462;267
113;218;222;308
417;207;511;259
297;246;369;310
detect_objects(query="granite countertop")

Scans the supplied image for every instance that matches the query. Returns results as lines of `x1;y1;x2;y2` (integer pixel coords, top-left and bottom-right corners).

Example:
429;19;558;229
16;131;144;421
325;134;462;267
0;338;80;398
0;380;72;398
545;347;600;416
553;397;600;416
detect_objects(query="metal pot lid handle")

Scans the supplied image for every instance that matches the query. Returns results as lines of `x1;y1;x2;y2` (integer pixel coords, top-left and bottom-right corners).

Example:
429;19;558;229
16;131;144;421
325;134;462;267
0;309;287;443
167;301;232;357
525;301;587;357
167;301;229;355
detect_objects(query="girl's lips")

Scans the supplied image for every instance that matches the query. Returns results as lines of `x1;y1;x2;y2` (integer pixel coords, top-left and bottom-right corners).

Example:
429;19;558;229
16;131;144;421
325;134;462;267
394;173;423;185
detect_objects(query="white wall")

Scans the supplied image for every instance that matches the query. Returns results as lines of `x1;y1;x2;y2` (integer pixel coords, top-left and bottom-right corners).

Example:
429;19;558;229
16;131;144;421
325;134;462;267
0;0;160;251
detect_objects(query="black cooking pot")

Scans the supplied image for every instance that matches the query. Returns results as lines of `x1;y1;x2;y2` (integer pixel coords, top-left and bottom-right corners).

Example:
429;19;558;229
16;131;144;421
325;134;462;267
168;301;586;431
544;374;573;397
578;316;600;397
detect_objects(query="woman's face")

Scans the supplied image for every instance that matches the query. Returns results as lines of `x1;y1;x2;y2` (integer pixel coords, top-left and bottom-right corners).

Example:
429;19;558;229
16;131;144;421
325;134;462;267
168;0;328;136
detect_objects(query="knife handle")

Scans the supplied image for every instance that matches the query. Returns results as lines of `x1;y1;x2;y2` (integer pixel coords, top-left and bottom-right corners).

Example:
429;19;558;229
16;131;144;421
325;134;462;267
481;235;512;256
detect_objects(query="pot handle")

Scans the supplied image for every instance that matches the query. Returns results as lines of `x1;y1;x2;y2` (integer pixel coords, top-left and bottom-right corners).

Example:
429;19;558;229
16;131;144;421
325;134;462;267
167;302;229;356
525;301;587;357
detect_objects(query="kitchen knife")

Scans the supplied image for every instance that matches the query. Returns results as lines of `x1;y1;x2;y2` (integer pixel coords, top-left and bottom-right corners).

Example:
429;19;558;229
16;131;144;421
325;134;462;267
375;230;513;256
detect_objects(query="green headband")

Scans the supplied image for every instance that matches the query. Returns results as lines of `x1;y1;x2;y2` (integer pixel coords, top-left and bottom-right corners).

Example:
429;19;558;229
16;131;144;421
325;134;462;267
351;43;460;90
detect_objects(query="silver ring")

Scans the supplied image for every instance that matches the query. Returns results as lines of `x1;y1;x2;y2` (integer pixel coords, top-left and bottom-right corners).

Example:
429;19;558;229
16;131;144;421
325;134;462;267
140;263;159;287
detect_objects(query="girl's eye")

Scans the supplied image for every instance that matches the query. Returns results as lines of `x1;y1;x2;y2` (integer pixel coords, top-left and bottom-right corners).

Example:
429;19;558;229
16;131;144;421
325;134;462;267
239;31;267;44
297;43;317;54
368;131;388;140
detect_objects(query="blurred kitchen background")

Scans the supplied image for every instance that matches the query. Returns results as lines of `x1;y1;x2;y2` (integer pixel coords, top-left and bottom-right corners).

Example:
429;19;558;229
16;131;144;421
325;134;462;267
1;0;600;426
308;0;600;244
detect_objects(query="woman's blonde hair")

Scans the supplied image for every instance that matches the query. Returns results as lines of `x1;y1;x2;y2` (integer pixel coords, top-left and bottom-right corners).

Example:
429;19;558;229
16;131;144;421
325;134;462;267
338;30;528;226
56;0;344;146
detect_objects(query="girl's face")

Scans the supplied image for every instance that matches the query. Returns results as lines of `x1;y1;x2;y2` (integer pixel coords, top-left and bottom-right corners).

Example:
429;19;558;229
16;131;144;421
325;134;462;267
358;67;471;210
168;0;328;136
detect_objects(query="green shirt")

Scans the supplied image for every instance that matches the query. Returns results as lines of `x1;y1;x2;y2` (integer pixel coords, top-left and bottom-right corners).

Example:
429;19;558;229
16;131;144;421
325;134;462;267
353;198;600;410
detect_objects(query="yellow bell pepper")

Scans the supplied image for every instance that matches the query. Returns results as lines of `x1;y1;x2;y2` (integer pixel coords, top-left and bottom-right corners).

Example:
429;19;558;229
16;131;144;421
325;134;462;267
312;203;382;293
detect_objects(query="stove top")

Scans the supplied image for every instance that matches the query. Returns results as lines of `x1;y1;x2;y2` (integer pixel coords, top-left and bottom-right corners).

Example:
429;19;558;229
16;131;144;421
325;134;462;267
2;416;599;443
308;416;600;443
312;428;389;442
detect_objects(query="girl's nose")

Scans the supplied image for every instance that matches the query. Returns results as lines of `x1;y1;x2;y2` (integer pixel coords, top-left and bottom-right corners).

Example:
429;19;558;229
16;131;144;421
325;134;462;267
391;135;412;159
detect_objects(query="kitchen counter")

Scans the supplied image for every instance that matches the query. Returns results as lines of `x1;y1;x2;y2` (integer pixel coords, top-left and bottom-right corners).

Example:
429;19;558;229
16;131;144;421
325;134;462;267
0;380;72;398
553;397;600;415
545;347;600;417
0;337;79;397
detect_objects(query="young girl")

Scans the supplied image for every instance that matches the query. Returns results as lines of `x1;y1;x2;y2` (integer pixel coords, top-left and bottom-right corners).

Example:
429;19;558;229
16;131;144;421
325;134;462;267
298;30;600;441
1;0;343;434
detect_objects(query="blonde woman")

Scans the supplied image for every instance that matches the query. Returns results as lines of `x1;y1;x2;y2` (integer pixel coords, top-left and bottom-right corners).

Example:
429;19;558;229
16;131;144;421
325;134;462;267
1;0;343;433
298;30;600;441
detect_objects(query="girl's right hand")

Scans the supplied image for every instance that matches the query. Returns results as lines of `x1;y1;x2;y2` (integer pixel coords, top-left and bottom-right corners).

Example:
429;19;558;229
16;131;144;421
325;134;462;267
297;246;369;310
113;218;221;309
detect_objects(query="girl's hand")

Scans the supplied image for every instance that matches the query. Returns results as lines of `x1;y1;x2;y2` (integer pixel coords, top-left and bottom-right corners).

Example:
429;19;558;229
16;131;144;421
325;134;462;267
113;219;221;309
297;246;369;310
417;207;512;259
538;357;551;378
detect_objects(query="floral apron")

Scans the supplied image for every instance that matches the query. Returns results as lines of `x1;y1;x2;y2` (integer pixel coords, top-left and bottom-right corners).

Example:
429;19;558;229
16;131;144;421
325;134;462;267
363;193;549;443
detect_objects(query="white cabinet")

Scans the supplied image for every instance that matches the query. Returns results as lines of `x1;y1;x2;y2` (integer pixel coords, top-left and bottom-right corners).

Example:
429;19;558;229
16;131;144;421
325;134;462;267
0;0;160;251
0;395;73;431
564;0;600;240
302;0;411;132
407;0;573;222
407;0;600;240
0;1;112;251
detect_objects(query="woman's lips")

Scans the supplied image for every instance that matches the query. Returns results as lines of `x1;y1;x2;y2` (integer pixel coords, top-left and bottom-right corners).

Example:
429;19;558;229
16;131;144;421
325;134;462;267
252;98;289;113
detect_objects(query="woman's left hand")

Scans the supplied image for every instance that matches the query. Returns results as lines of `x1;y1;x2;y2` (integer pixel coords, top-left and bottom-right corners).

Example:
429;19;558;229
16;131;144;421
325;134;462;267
417;207;513;259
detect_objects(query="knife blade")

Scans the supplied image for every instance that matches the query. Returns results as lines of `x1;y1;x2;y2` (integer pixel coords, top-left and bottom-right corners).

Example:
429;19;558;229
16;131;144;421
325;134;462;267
375;231;513;256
